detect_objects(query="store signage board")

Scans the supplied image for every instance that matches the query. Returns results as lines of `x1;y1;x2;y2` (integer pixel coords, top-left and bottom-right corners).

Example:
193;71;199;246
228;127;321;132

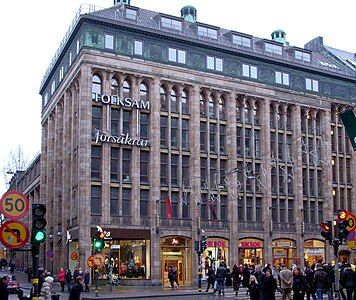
0;191;29;220
0;220;29;249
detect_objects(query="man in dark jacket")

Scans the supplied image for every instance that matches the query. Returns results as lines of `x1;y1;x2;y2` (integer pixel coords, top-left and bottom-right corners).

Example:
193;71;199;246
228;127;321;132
313;264;329;300
340;264;355;300
206;265;215;292
0;275;10;300
69;276;84;300
215;263;227;296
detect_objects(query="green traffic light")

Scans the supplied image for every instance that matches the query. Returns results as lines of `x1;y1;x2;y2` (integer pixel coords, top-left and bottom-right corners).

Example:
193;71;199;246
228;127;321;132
94;239;104;251
34;230;46;243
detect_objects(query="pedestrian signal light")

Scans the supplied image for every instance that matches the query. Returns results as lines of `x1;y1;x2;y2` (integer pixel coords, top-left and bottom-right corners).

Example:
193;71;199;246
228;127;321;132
320;221;332;244
31;204;47;244
93;229;106;253
200;235;207;251
338;219;350;244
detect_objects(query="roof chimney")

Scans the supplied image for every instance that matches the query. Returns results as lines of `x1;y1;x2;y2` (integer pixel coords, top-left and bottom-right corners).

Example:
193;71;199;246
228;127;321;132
180;5;197;23
114;0;131;5
271;29;287;45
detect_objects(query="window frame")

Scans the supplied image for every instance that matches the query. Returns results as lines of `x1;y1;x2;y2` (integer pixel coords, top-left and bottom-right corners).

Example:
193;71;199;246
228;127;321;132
104;34;114;50
134;40;143;56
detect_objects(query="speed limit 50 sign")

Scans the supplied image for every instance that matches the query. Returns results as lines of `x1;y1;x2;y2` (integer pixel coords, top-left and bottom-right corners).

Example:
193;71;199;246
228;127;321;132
0;190;29;220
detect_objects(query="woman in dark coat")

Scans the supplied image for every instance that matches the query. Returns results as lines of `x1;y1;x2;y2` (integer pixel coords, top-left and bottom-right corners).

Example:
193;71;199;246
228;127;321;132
292;267;306;300
206;265;215;292
225;267;232;287
248;275;260;300
231;264;241;296
261;269;277;300
242;264;251;289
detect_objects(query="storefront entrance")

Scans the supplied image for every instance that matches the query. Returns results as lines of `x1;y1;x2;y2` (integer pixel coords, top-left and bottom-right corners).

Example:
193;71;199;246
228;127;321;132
304;240;325;266
238;238;263;266
272;239;296;269
201;238;229;276
160;236;191;286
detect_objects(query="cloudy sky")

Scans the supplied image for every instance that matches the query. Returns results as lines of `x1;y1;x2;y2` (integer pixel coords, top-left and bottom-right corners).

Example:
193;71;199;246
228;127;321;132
0;0;355;195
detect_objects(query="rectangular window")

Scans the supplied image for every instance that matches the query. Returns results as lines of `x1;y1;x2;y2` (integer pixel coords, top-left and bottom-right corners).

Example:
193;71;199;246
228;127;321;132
201;158;207;187
91;146;101;180
168;48;186;64
275;71;289;85
210;123;216;152
134;40;143;55
140;151;149;184
280;199;286;223
236;127;242;156
246;197;253;221
160;153;168;185
254;130;260;157
76;39;80;54
182;119;189;150
69;52;72;66
122;188;131;216
288;200;294;223
111;108;120;135
122;149;131;182
110;187;119;216
123;111;131;134
220;195;227;220
126;8;137;20
91;186;102;214
160;116;168;147
265;43;282;55
200;122;206;152
182;156;189;183
245;128;252;157
171;154;179;186
161;17;182;31
210;158;217;186
232;35;251;48
219;125;226;153
238;198;244;221
242;64;257;79
182;194;190;219
105;34;114;50
59;66;64;82
171;117;179;148
295;50;311;62
140;190;149;217
110;148;119;181
256;198;262;222
201;194;208;220
51;81;56;95
207;56;223;71
306;78;319;92
198;26;217;39
140;113;149;139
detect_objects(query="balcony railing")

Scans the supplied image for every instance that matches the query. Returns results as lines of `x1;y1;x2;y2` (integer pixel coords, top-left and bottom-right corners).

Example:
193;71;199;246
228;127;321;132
91;215;101;225
238;221;264;232
160;218;192;229
273;222;297;233
305;223;321;234
140;216;151;227
201;220;230;231
111;216;132;226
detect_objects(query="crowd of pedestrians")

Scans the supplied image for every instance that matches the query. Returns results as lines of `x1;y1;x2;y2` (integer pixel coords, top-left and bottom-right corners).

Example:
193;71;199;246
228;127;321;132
203;261;356;299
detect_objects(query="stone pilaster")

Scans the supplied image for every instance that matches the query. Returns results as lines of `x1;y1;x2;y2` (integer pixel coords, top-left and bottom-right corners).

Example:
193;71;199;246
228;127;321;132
149;77;161;283
226;91;238;266
77;65;93;268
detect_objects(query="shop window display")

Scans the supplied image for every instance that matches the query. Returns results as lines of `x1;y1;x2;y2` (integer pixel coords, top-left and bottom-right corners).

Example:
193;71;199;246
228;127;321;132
98;240;150;279
201;238;229;276
304;240;325;266
238;238;263;266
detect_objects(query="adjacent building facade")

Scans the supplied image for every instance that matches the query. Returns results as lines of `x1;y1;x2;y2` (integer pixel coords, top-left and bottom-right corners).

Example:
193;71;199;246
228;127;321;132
15;0;356;284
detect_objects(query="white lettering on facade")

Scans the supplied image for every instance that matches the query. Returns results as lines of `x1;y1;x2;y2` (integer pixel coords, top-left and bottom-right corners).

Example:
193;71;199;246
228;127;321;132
92;93;150;110
95;131;150;147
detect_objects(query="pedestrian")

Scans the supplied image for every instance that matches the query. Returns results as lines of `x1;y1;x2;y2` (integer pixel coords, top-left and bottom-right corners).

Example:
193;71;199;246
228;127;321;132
324;264;335;300
168;266;174;289
261;269;277;300
304;265;316;300
38;268;45;293
280;264;293;300
84;270;90;292
232;264;241;296
26;267;33;283
225;266;232;287
272;265;281;293
249;275;260;300
65;268;73;292
206;265;215;293
58;267;66;293
215;262;227;296
40;276;54;300
292;267;306;300
340;263;355;300
73;268;79;282
243;264;251;294
313;263;329;300
9;261;15;274
0;275;10;300
69;276;84;300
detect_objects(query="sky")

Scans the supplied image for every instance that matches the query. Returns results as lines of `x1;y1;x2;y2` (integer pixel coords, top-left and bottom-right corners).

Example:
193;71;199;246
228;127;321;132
0;0;355;195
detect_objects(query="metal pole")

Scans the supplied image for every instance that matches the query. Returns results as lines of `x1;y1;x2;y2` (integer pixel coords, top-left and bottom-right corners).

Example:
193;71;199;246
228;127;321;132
197;251;202;292
333;239;340;300
109;249;112;293
95;266;99;297
32;244;39;300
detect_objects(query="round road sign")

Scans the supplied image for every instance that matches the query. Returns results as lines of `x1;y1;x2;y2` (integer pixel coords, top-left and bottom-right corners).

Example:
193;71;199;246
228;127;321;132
70;252;78;261
0;220;30;249
94;253;105;267
87;255;95;268
0;191;29;219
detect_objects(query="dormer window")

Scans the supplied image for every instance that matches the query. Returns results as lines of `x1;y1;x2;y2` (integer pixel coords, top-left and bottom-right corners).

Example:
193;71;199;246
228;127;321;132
198;26;217;39
232;35;251;48
265;42;282;55
161;17;182;31
126;8;137;20
295;50;311;62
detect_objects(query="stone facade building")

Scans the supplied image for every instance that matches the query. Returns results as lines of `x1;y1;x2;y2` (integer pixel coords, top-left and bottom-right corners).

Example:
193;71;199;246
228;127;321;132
26;0;356;284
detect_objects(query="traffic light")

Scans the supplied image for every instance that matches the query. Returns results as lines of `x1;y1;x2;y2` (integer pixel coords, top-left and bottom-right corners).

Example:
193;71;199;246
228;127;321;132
31;204;47;244
338;220;350;244
93;230;105;253
320;221;332;244
200;235;207;252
